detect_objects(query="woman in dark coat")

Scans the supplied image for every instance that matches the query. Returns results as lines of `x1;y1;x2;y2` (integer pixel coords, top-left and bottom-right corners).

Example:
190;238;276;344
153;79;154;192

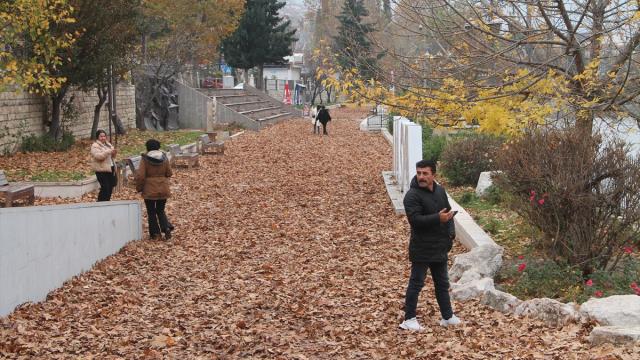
135;139;173;240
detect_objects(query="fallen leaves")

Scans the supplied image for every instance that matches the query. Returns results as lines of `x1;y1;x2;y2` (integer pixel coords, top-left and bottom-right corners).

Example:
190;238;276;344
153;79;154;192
1;109;639;358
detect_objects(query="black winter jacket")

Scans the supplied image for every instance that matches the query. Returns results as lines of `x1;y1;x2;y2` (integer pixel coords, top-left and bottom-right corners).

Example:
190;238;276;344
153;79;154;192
403;176;456;263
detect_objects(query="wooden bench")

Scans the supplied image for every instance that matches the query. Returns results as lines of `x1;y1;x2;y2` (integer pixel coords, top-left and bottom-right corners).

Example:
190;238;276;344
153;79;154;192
0;170;35;207
167;144;199;169
198;134;225;155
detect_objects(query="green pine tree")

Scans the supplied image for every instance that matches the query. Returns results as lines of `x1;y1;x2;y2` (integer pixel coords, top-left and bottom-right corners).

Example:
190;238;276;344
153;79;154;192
222;0;297;89
333;0;377;80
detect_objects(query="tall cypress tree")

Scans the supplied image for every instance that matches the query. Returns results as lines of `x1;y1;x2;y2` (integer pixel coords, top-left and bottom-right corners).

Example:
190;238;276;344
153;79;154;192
333;0;377;80
222;0;297;89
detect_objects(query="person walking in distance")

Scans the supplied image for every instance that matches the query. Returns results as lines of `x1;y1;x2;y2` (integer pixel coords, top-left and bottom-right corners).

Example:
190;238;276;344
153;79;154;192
90;129;117;201
135;139;173;241
399;159;460;331
316;105;332;135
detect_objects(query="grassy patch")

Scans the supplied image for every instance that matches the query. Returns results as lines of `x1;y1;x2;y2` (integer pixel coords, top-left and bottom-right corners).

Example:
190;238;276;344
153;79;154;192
0;129;205;182
449;187;536;258
7;169;89;182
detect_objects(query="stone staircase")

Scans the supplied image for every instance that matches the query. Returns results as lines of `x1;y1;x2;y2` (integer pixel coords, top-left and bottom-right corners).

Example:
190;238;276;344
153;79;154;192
198;86;301;130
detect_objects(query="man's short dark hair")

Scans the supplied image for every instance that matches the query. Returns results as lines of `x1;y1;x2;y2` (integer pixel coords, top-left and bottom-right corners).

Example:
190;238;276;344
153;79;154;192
416;159;436;173
145;139;161;151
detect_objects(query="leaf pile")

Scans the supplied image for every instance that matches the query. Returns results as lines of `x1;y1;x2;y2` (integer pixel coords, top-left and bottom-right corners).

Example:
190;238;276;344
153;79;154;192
2;109;638;358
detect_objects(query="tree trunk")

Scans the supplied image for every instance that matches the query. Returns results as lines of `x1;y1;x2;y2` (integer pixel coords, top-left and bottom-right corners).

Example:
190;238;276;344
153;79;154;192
108;79;126;135
91;86;109;140
256;65;264;90
243;69;249;85
576;110;594;134
48;87;68;140
311;83;319;105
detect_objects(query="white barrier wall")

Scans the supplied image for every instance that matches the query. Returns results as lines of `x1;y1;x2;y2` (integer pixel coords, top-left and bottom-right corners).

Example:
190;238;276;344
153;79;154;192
0;201;142;317
393;116;423;193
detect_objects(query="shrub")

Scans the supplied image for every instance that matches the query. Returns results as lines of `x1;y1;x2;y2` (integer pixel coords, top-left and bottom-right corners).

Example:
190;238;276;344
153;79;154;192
21;131;76;153
496;126;640;276
421;121;447;162
497;255;640;303
459;191;477;205
440;132;502;186
483;185;504;205
496;258;583;301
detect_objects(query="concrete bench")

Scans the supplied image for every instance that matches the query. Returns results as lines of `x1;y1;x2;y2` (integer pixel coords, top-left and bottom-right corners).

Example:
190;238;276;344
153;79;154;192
0;170;35;207
168;144;199;169
198;134;225;155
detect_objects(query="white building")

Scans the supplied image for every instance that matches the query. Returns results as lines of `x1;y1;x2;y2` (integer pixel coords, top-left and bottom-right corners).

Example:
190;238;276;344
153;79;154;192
262;53;304;81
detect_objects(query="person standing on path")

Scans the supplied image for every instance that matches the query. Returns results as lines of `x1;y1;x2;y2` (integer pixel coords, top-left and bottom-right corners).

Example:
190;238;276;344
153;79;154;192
399;159;461;331
135;139;173;241
316;105;332;135
90;129;117;202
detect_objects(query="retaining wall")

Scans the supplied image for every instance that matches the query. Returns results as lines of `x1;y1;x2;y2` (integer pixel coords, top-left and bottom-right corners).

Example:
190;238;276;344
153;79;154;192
176;81;215;131
0;85;136;153
0;201;142;317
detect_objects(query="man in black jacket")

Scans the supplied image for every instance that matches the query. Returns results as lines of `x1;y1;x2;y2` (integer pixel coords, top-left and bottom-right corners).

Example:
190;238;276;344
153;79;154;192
399;159;461;331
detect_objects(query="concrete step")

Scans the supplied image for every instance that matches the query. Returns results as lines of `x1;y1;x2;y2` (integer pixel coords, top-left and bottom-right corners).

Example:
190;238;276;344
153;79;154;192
243;108;285;121
224;100;274;110
255;112;292;122
199;89;246;97
239;106;281;116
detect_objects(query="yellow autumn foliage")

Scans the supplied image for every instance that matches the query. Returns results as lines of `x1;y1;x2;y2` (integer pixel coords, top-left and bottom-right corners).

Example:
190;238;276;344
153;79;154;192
315;44;571;136
1;0;78;94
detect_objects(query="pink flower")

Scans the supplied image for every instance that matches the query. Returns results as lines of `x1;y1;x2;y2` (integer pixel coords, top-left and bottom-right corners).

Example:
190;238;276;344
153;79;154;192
518;255;525;260
585;279;593;287
594;290;603;297
624;246;633;254
631;282;639;290
530;190;536;196
517;263;527;272
538;198;545;205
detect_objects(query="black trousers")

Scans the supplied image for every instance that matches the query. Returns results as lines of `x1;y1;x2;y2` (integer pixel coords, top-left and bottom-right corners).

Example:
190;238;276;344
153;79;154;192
144;199;170;236
320;121;328;135
95;168;116;202
404;261;453;320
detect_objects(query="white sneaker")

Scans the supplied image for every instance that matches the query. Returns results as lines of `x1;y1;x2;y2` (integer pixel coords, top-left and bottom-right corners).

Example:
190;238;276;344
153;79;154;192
439;314;461;327
399;317;424;331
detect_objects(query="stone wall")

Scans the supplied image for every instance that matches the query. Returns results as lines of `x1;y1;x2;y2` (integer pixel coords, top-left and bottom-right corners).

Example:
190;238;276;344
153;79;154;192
0;85;136;153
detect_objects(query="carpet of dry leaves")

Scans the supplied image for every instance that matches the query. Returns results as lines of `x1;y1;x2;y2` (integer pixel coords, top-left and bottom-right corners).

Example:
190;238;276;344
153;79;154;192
1;108;639;359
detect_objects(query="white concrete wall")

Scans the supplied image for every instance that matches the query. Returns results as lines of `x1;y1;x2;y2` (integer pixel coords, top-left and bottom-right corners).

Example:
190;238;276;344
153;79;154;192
393;116;422;193
0;201;142;317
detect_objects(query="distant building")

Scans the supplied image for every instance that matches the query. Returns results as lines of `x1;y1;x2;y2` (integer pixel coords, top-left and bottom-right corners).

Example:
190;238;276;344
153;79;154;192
263;53;304;81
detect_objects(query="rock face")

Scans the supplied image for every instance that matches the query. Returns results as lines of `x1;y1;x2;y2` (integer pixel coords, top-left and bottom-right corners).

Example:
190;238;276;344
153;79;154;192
475;171;502;197
589;326;640;345
580;295;640;327
450;245;503;283
481;289;522;313
451;278;495;301
514;298;580;326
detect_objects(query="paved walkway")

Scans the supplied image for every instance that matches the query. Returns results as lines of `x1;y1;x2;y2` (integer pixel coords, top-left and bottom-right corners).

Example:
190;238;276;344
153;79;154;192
1;108;636;358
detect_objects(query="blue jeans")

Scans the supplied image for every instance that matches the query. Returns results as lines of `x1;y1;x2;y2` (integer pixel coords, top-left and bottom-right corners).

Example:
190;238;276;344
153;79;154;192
404;261;453;320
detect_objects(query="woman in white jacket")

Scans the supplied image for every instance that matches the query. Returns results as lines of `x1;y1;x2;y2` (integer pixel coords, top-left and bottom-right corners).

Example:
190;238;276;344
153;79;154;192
89;130;118;201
